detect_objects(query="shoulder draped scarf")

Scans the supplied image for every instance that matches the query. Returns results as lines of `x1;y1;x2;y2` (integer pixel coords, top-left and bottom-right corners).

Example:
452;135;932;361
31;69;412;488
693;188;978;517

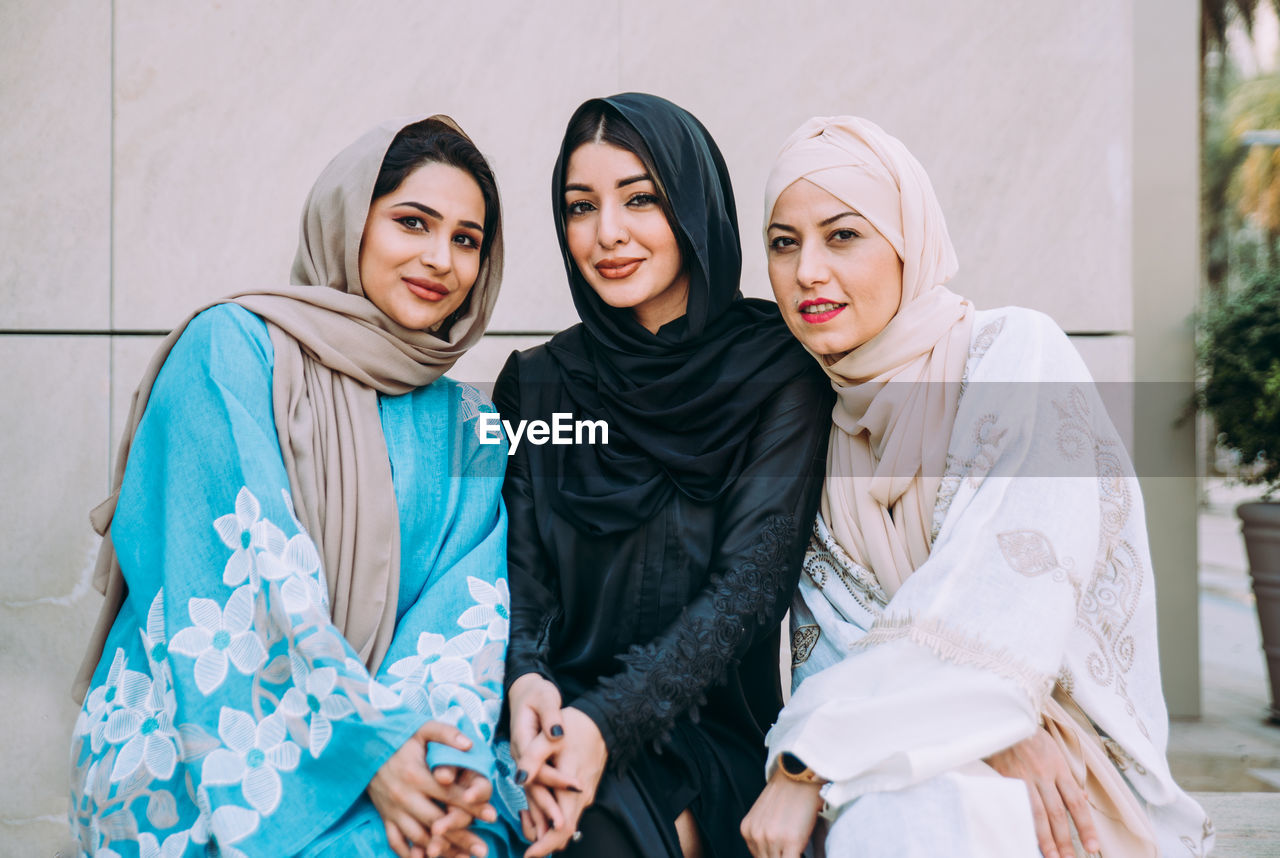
539;92;815;535
73;115;505;701
763;115;973;597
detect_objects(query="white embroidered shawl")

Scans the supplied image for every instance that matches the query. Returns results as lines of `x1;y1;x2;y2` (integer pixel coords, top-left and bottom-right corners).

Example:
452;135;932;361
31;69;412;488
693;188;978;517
770;307;1213;857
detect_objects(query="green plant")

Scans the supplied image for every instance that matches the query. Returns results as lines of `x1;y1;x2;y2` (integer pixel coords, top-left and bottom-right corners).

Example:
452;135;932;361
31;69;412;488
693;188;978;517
1198;267;1280;495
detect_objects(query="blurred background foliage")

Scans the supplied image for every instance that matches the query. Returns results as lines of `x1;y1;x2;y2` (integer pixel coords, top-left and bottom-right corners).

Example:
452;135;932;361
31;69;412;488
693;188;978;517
1203;0;1280;290
1201;1;1280;479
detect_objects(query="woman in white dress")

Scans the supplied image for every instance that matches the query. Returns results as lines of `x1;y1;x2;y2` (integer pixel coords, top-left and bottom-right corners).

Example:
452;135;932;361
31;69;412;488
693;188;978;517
740;116;1212;858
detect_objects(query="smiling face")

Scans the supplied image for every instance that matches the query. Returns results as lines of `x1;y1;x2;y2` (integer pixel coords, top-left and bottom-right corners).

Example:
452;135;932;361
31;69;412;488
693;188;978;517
766;178;904;360
358;161;487;331
562;142;690;333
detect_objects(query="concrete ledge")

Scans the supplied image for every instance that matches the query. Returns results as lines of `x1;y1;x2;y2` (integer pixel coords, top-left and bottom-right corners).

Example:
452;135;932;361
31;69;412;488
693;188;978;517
1192;792;1280;856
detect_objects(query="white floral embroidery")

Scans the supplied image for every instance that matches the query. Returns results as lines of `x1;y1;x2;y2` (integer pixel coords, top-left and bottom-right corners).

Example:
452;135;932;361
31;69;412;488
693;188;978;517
259;531;318;583
213;487;272;588
101;669;179;783
471;640;505;689
72;480;511;855
386;631;483;691
79;648;127;750
202;708;301;816
428;683;489;731
386;629;488;726
458;576;510;640
140;589;169;667
189;784;260;857
456;382;493;423
169;586;268;694
278;654;356;757
138;830;190;858
368;675;403;711
276;535;328;614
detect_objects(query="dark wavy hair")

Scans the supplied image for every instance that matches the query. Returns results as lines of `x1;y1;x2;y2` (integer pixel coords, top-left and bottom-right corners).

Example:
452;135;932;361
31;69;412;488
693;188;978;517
371;118;501;266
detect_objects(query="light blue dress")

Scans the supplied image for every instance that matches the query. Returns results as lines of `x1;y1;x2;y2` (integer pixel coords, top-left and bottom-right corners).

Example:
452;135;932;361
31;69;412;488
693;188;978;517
68;305;523;857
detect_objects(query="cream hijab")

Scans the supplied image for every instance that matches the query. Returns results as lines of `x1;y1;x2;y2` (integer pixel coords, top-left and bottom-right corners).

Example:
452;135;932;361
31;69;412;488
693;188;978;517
74;115;504;701
763;116;972;597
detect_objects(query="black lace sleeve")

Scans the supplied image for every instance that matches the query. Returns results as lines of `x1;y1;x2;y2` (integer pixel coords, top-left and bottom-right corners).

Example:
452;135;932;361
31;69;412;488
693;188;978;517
569;373;830;767
494;351;561;692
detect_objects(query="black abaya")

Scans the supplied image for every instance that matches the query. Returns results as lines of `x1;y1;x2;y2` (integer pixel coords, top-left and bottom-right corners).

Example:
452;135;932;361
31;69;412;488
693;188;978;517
499;93;833;857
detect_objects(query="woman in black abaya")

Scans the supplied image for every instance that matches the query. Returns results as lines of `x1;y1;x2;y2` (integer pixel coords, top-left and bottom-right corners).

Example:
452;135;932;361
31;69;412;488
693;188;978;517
494;93;831;858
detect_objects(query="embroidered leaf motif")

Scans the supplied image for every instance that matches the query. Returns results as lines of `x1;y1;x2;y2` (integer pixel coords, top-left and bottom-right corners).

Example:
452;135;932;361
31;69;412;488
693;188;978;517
145;789;179;829
791;625;820;668
177;722;221;762
89;756;113;805
99;807;139;840
261;655;292;685
595;514;797;765
996;530;1060;577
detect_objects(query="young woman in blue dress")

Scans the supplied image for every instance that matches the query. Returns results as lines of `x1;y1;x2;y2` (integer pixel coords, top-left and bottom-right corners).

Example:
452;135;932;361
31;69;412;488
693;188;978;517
69;116;521;858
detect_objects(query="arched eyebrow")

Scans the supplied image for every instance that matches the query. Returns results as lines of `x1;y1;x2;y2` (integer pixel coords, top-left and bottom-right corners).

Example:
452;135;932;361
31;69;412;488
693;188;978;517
767;210;863;232
820;210;862;227
395;201;483;235
616;172;651;188
564;173;653;194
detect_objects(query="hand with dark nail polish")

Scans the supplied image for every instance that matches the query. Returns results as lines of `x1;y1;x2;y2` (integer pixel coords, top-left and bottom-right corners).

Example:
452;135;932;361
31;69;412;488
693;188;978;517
549;725;564;738
515;769;529;786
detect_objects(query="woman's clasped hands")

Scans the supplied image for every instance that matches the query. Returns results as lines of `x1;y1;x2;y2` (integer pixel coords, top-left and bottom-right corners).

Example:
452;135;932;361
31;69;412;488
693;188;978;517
368;721;500;858
506;674;602;858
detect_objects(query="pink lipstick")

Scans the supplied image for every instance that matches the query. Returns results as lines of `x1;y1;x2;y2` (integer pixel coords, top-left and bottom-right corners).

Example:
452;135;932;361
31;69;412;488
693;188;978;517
798;298;848;324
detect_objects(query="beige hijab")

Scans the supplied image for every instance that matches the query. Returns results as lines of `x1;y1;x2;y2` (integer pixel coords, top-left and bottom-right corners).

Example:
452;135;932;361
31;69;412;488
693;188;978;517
763;116;972;598
74;115;504;701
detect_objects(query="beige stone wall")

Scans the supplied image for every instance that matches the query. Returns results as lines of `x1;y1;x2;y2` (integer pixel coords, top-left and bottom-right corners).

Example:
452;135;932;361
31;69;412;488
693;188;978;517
2;1;1197;854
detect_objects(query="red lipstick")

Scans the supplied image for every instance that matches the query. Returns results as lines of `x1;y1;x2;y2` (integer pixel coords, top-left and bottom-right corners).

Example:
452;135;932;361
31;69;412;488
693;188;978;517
798;298;848;324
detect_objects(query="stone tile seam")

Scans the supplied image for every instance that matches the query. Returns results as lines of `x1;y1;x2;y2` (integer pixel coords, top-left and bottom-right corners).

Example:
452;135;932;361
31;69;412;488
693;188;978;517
2;541;98;609
0;815;68;827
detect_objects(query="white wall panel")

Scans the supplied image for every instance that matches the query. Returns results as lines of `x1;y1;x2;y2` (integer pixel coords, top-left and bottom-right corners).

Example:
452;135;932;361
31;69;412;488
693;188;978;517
0;1;111;329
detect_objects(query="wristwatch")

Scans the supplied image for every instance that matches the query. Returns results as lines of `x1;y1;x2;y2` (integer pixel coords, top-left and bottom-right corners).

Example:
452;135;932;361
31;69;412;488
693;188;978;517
778;751;824;785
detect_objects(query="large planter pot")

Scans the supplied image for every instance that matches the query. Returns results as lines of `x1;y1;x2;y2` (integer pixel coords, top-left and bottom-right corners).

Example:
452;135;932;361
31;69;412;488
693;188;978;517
1239;501;1280;723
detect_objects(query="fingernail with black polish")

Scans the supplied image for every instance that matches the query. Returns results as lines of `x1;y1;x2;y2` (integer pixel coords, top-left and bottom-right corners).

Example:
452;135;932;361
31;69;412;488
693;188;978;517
514;768;528;786
549;724;564;738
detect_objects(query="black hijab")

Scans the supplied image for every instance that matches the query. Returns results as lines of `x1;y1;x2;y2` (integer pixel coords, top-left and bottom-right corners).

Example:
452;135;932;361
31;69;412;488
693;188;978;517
537;93;816;535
